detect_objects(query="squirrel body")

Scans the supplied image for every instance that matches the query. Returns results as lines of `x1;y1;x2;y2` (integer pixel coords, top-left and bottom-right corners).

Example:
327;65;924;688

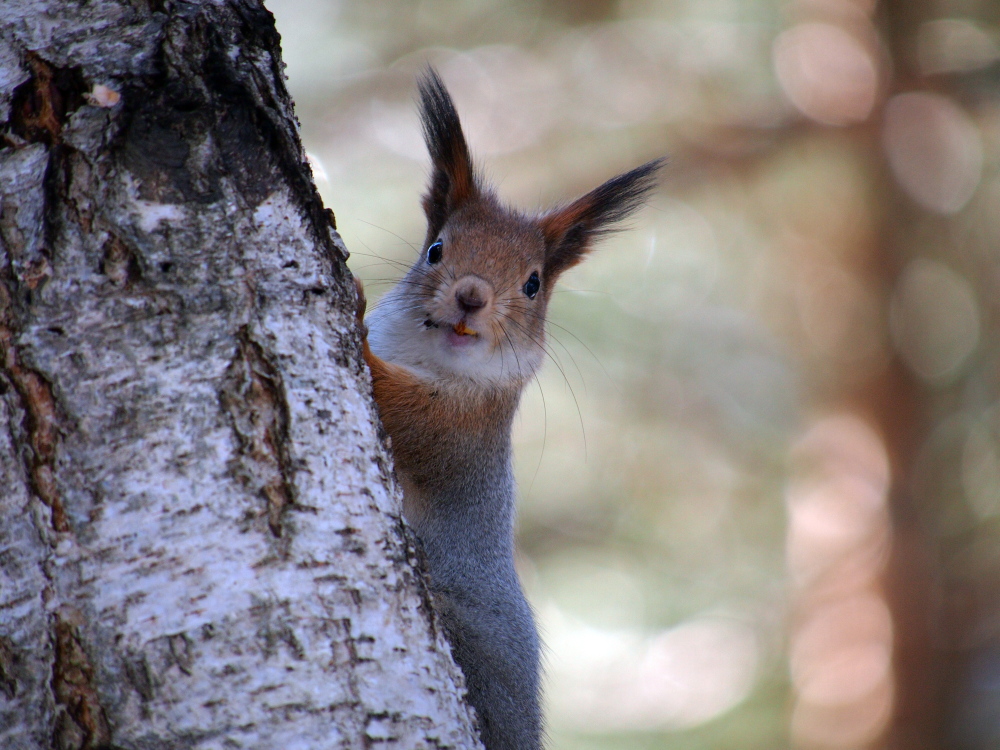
357;69;660;750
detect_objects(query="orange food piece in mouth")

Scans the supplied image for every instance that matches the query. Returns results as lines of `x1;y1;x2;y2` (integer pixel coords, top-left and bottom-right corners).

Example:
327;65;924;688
452;322;479;337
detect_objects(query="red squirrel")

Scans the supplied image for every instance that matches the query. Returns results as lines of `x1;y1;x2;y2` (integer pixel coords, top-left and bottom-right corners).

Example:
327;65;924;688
354;69;661;750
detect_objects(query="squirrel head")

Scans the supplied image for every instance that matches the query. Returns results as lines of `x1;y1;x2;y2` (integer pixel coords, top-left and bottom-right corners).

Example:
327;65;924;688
370;68;662;387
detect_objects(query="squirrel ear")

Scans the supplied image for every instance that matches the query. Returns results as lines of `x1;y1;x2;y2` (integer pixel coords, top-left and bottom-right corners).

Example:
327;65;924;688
418;68;478;242
540;159;663;280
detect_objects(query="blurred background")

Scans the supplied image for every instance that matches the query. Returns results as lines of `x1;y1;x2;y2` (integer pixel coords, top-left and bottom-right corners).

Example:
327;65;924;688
266;1;1000;747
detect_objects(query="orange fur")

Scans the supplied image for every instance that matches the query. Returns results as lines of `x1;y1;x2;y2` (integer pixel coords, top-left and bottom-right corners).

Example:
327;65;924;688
538;194;595;247
351;69;660;750
355;276;515;492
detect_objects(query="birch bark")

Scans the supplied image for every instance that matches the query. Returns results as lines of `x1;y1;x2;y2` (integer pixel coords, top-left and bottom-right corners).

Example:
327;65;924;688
0;2;481;748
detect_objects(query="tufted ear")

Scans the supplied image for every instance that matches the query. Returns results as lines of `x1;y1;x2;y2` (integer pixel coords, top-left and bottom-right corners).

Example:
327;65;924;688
539;159;663;280
418;68;479;246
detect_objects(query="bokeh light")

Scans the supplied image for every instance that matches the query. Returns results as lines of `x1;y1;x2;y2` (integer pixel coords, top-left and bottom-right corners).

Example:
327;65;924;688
787;415;894;749
773;22;879;126
889;258;980;383
545;611;759;732
918;19;1000;76
883;92;984;214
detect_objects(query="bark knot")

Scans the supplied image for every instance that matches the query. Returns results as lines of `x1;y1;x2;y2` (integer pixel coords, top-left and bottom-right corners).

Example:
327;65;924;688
0;287;67;532
221;327;294;537
52;619;111;750
9;52;86;146
0;636;19;699
98;233;141;288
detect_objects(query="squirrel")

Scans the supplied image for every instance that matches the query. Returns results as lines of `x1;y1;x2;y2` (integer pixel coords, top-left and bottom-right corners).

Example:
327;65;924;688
353;68;661;750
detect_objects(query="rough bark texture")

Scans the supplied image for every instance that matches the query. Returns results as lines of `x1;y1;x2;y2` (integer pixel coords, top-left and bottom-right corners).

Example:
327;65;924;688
0;2;481;748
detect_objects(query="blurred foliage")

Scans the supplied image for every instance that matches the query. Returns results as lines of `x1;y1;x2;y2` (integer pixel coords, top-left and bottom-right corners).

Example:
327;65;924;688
268;0;1000;747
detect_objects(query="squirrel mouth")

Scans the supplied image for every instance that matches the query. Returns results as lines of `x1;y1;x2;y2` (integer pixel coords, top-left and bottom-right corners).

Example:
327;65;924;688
444;321;480;349
452;322;479;337
422;318;478;337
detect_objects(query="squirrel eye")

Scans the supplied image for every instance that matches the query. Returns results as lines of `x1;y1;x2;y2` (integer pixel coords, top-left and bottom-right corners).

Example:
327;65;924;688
427;241;443;264
522;271;540;299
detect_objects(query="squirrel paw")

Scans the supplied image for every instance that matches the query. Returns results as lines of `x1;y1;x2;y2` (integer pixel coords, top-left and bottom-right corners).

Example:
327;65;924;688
353;275;369;336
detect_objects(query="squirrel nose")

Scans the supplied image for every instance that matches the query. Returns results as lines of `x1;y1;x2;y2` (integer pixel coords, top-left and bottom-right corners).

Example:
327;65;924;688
457;288;485;312
453;277;491;314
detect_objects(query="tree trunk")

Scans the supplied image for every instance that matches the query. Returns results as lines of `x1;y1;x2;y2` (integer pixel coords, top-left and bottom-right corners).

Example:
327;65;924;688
0;2;481;748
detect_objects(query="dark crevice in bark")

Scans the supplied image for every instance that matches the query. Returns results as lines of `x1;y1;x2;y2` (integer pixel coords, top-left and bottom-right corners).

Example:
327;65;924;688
117;78;222;205
124;0;168;18
8;52;87;146
3;59;84;297
221;327;295;538
0;635;20;699
52;618;111;750
0;285;67;533
41;145;73;268
219;2;341;253
1;61;81;531
113;2;342;264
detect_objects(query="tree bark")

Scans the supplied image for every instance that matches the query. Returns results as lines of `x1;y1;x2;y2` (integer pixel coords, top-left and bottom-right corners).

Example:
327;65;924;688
0;2;481;748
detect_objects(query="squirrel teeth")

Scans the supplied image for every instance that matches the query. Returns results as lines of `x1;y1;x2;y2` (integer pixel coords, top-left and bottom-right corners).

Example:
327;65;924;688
452;322;478;337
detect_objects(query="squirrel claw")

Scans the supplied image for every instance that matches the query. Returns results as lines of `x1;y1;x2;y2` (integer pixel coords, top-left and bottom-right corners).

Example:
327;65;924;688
353;275;368;334
353;275;385;376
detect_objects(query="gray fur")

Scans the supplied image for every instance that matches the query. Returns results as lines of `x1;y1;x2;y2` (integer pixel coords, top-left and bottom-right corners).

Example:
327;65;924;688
416;423;542;750
363;67;660;750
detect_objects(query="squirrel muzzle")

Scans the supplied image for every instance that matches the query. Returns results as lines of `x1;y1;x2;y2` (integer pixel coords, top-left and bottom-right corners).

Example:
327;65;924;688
445;275;494;337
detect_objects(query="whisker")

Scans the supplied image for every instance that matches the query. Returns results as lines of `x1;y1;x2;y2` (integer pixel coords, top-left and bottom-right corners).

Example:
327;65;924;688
355;218;422;255
498;311;587;457
518;315;588;394
349;251;415;271
524;364;548;500
497;317;526;384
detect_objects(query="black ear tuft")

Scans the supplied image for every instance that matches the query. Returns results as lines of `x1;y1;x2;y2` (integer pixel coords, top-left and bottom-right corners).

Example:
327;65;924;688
418;67;478;244
540;158;664;279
